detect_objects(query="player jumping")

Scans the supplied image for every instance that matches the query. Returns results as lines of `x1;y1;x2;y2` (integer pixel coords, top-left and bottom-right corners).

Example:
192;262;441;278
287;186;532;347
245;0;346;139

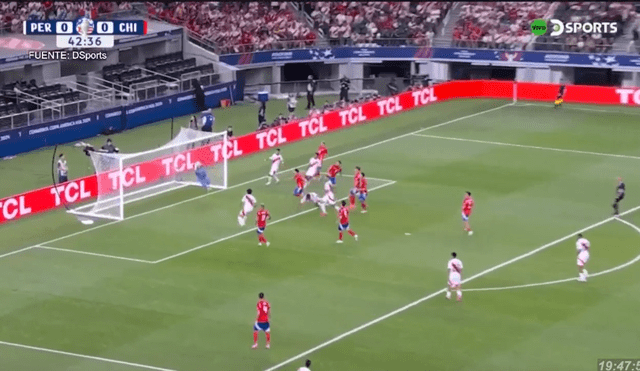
337;200;358;243
576;233;590;282
266;148;283;185
358;172;368;213
613;177;625;216
446;252;463;302
238;189;256;227
554;82;566;108
252;292;271;349
194;162;210;191
306;153;322;182
256;204;271;246
349;166;362;209
326;161;342;185
462;191;474;235
315;142;328;178
293;169;306;197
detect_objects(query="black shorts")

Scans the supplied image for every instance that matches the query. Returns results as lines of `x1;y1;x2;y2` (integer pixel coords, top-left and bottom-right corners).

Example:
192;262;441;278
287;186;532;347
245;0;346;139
615;194;625;203
288;106;295;113
59;175;68;183
201;126;212;133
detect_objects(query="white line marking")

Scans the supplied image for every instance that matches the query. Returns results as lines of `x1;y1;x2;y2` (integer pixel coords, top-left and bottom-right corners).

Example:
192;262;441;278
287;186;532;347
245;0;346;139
412;133;640;160
0;246;34;259
0;340;177;371
264;205;640;371
464;217;640;292
521;102;640;116
11;102;510;259
36;246;156;264
153;181;397;264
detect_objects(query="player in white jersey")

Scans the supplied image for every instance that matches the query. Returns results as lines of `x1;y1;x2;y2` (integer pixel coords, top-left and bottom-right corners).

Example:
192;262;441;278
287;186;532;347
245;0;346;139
301;192;329;215
305;153;321;181
576;233;590;282
297;359;312;371
266;148;283;185
238;189;257;226
446;252;463;301
321;180;337;213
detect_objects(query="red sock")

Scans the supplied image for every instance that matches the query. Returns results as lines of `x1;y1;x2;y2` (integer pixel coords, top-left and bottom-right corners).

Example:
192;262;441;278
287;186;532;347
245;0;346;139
349;195;355;206
262;235;268;243
361;202;367;210
348;230;356;237
339;232;343;240
253;331;258;343
265;333;271;343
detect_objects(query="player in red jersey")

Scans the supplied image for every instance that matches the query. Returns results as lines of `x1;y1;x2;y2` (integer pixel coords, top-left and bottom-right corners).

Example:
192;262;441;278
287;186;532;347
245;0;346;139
256;204;271;246
358;172;368;213
337;200;358;243
326;161;342;185
349;166;362;209
462;191;475;235
293;169;306;197
253;292;271;349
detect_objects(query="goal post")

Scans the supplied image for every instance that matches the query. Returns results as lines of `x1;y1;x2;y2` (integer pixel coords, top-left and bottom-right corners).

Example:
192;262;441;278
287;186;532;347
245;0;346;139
68;128;228;222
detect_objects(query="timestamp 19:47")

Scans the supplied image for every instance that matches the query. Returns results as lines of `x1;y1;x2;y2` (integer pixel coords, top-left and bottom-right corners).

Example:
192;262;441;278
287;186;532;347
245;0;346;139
598;359;640;371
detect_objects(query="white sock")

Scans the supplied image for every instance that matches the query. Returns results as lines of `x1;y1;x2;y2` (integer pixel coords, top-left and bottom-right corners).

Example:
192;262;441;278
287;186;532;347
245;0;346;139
445;290;451;299
457;290;462;298
238;216;244;225
583;269;588;277
579;272;584;279
318;203;327;214
273;175;279;182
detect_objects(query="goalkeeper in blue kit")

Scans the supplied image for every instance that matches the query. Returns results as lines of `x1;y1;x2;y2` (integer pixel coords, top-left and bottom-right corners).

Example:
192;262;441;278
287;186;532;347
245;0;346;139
195;162;211;190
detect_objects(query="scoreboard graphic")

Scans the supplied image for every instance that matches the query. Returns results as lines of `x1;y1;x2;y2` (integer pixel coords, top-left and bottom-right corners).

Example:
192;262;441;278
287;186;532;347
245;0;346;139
24;18;147;49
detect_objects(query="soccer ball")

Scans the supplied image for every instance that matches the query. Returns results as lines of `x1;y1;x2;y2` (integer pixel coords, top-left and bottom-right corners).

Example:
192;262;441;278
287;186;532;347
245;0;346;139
468;231;473;236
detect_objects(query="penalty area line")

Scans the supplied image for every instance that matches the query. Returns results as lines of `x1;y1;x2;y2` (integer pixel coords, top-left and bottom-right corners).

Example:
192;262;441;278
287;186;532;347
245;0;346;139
153;180;397;264
0;340;177;371
35;245;156;264
263;204;640;371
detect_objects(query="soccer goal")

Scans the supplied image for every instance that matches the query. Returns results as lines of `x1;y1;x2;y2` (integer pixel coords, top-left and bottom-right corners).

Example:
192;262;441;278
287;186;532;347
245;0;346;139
68;128;228;223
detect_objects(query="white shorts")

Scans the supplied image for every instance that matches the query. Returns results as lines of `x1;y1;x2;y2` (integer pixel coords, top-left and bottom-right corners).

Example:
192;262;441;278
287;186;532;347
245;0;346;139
305;167;317;177
448;273;461;288
321;193;336;205
577;251;590;267
241;205;254;216
269;166;279;176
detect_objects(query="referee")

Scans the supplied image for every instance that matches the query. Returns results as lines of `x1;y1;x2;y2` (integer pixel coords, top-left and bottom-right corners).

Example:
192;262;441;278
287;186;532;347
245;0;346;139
305;75;317;109
339;75;350;102
613;177;625;216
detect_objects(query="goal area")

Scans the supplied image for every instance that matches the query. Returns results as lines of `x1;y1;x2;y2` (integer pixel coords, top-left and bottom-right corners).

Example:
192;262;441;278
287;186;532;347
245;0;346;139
68;128;228;223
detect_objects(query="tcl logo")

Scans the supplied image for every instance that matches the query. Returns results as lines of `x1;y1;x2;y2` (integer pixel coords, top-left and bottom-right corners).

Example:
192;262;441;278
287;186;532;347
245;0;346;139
50;180;92;206
161;153;197;175
108;166;147;190
256;127;287;149
211;139;243;161
0;196;32;220
411;87;438;106
616;89;640;105
298;117;327;137
376;96;403;115
338;107;367;126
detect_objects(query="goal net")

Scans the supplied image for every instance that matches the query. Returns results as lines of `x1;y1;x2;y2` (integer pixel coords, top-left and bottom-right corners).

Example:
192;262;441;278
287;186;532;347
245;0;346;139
69;128;227;222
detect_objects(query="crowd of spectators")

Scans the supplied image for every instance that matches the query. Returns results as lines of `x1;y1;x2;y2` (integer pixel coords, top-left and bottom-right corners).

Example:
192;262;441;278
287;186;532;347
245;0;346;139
147;2;317;54
305;2;450;47
0;2;132;33
535;2;635;53
453;2;552;50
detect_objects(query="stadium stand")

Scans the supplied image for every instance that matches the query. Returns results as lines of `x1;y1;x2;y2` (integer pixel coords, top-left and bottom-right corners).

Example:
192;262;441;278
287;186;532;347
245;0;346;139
146;2;317;54
303;2;451;46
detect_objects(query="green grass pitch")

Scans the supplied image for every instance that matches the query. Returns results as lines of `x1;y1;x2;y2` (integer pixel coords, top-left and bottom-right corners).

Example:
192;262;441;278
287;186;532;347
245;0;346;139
0;98;640;371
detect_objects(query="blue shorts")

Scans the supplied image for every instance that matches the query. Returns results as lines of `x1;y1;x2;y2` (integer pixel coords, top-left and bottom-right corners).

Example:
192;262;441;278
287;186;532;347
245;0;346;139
257;226;265;234
349;187;358;195
294;187;303;196
328;176;336;185
254;321;270;332
358;193;367;202
338;223;350;231
462;212;470;222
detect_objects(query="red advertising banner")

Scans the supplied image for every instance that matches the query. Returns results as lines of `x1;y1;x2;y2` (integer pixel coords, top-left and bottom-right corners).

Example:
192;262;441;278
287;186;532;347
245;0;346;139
0;80;636;225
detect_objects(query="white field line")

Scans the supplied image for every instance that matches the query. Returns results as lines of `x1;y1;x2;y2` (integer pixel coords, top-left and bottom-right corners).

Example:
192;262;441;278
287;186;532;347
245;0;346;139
264;204;640;371
464;217;640;292
522;102;640;116
0;246;35;259
153;180;396;264
412;133;640;161
36;245;155;264
5;102;511;258
0;340;177;371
